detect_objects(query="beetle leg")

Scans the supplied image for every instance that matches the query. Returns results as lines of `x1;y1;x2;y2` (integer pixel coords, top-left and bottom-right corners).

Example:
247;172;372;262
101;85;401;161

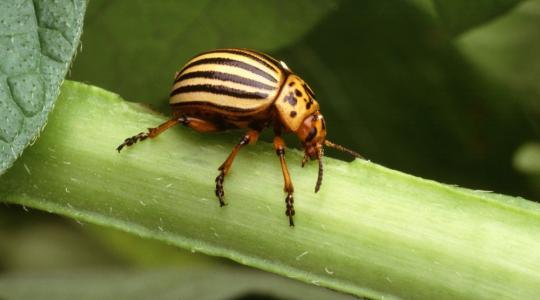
215;130;260;206
181;116;220;133
273;136;295;227
117;116;222;152
116;118;180;152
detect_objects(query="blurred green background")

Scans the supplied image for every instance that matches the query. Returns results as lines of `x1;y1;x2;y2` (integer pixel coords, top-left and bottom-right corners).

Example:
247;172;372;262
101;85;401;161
2;0;540;298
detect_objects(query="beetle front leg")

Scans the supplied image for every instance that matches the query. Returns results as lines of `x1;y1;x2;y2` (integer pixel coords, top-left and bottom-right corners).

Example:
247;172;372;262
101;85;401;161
273;136;295;227
215;130;260;206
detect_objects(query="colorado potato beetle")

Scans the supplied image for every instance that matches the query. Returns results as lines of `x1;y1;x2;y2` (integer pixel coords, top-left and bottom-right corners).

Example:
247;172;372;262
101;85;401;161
117;48;362;226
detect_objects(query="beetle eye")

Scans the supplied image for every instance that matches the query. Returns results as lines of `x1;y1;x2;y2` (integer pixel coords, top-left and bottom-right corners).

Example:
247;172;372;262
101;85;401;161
305;127;318;143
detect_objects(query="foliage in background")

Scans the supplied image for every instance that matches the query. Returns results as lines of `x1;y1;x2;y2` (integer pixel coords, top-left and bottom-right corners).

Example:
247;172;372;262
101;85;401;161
432;0;523;35
458;0;540;124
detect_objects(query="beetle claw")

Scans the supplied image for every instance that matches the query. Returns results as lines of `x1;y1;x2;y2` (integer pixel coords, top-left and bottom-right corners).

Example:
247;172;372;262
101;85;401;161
116;132;148;153
215;171;226;206
285;192;295;227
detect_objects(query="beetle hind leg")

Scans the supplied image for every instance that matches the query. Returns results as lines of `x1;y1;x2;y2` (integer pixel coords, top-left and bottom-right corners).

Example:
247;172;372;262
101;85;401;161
215;130;260;206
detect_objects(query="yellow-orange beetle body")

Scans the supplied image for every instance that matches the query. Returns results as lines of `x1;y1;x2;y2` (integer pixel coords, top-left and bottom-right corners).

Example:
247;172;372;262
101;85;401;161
117;48;361;226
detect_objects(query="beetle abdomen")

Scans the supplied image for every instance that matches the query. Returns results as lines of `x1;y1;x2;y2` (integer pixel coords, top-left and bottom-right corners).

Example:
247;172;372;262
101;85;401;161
170;49;286;115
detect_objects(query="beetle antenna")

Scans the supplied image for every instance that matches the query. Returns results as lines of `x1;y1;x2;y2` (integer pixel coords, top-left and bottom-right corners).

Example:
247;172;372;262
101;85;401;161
315;149;323;193
324;140;364;159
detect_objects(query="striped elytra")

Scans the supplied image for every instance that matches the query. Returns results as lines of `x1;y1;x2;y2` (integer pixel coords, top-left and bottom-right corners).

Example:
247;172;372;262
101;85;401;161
170;49;284;113
118;48;363;227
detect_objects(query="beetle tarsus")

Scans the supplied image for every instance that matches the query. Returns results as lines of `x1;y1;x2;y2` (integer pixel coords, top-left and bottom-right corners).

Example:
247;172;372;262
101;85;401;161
116;132;149;152
117;119;181;153
285;192;295;227
215;170;226;206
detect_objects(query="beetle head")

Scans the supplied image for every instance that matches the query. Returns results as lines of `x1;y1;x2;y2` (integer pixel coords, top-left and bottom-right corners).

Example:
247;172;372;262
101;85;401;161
296;111;327;193
297;111;327;161
296;111;364;193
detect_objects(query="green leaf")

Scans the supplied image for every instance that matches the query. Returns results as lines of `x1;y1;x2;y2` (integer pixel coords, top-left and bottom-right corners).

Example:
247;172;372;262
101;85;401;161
458;1;540;103
432;0;523;35
0;0;86;174
2;81;540;299
69;0;337;106
0;267;356;300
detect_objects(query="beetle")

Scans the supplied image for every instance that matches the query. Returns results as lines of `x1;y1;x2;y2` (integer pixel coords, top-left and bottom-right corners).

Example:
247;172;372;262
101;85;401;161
117;48;361;226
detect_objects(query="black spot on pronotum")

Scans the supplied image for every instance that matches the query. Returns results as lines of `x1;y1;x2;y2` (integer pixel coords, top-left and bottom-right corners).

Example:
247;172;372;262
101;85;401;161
306;102;312;110
283;92;297;106
295;89;302;97
288;81;295;87
306;127;317;142
290;111;297;118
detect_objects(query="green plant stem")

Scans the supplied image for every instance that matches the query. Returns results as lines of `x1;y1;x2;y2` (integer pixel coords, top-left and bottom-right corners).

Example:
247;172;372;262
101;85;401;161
2;81;540;300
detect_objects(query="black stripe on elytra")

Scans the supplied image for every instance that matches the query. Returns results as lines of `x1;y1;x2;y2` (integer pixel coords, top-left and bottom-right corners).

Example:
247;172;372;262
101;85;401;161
170;84;269;99
213;49;279;72
180;57;278;83
171;101;255;113
175;71;276;91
